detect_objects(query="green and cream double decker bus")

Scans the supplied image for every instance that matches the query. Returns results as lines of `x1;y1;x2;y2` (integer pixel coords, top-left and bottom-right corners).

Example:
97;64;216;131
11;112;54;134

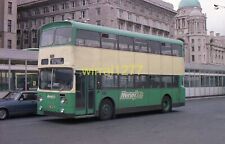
37;21;185;120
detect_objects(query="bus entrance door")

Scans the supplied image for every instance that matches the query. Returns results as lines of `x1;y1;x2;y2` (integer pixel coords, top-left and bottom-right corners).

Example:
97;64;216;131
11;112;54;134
75;73;95;116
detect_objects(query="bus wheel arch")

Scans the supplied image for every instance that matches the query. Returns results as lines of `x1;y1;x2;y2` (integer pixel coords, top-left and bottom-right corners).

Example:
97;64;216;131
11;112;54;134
99;97;115;120
161;94;172;113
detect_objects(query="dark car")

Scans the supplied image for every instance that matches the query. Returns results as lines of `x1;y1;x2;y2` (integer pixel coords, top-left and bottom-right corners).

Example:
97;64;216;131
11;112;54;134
0;91;37;120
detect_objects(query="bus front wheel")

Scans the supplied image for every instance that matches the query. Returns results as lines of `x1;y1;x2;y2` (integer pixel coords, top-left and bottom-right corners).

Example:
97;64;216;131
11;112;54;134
161;96;172;113
99;99;114;120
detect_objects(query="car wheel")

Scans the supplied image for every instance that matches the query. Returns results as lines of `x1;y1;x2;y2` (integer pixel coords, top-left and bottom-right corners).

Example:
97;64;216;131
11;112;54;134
161;96;172;113
0;109;8;120
99;99;114;120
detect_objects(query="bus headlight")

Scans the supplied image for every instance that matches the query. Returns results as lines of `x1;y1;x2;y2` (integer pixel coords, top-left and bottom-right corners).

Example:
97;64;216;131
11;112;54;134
60;97;67;104
61;109;64;113
39;106;43;111
38;96;43;102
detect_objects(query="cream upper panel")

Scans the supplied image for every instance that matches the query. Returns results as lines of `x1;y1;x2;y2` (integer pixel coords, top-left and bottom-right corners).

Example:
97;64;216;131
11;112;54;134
38;46;184;75
38;45;75;68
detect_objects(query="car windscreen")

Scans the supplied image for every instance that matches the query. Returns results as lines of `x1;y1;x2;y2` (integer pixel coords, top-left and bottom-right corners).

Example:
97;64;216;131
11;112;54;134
39;68;73;91
40;27;72;47
3;92;20;100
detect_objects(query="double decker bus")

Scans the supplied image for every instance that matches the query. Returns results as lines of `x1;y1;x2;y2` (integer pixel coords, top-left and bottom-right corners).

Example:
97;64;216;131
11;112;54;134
37;21;185;120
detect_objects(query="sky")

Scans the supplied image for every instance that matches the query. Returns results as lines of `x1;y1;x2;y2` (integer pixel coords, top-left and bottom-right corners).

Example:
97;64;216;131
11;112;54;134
163;0;225;35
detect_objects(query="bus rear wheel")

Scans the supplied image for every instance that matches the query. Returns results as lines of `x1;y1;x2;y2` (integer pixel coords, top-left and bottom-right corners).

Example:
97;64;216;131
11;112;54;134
99;99;114;120
161;96;172;113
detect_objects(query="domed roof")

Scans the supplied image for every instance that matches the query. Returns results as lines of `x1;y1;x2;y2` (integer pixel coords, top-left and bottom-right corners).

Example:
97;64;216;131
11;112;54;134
190;8;202;16
178;0;201;9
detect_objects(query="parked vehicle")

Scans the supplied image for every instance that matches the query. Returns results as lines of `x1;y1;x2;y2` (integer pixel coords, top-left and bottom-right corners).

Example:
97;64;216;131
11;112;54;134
0;91;37;120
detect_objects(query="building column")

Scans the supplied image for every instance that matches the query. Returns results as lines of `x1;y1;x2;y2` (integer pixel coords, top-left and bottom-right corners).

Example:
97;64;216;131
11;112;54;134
25;60;28;91
8;59;11;91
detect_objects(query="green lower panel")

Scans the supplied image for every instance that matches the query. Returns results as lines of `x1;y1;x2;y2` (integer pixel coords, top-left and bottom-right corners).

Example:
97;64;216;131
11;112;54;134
37;92;75;115
37;87;185;117
95;88;185;112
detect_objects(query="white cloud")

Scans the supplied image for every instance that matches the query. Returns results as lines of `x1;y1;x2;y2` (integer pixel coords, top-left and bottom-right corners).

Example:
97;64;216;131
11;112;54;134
163;0;225;35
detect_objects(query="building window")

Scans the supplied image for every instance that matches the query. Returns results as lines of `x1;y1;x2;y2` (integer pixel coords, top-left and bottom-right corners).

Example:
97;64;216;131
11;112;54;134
8;2;12;14
71;13;75;19
51;16;55;22
178;19;180;29
191;39;194;43
182;18;185;28
34;9;40;15
119;0;122;5
37;19;41;27
192;46;195;52
118;20;125;29
96;8;101;15
143;26;150;34
82;0;86;6
52;5;55;11
62;3;65;9
33;20;36;27
32;30;37;38
17;39;20;46
119;9;123;18
192;55;195;62
128;12;132;20
43;7;49;13
198;46;201;51
8;20;12;32
134;24;141;32
43;18;46;24
52;5;58;11
62;15;64;20
81;11;86;18
8;40;12;49
127;23;133;31
96;20;101;25
72;1;75;7
136;15;139;22
198;55;201;61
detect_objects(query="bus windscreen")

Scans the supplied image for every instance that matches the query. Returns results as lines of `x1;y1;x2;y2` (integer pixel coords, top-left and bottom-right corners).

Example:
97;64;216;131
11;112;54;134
39;68;73;91
40;27;72;47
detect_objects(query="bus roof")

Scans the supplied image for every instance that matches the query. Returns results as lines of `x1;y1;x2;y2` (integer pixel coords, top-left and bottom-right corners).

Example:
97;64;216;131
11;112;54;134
41;20;183;45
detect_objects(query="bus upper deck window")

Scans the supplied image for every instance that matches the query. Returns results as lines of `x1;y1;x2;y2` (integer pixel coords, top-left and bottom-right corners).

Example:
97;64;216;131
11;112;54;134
40;29;55;47
54;27;72;45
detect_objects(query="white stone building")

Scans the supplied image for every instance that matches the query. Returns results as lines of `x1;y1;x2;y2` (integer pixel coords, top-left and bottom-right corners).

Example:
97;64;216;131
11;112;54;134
0;0;17;49
17;0;177;49
175;0;225;65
